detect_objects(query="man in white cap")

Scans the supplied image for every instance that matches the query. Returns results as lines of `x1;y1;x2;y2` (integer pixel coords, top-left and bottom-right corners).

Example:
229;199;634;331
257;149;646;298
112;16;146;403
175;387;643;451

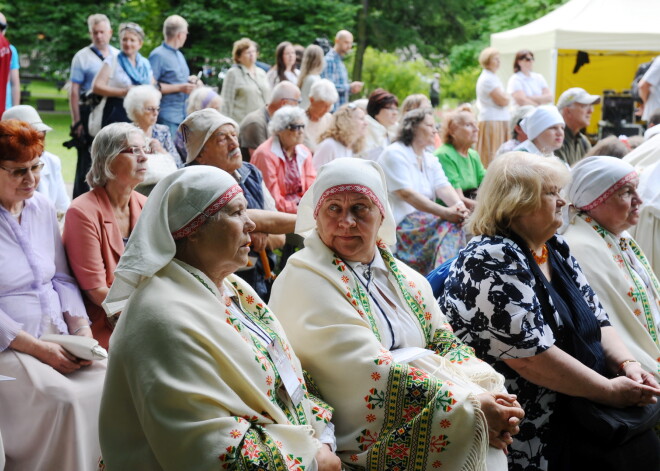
179;109;295;299
2;105;69;214
556;87;600;166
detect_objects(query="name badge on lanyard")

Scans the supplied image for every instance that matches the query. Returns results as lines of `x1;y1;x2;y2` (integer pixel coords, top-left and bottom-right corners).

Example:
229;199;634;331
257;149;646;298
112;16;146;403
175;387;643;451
268;340;304;407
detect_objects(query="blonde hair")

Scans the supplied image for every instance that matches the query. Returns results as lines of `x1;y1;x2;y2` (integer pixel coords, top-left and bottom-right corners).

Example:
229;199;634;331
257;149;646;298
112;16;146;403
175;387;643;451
298;45;325;89
440;104;474;145
232;38;255;64
401;94;430;116
478;47;499;69
319;104;366;153
468;152;570;236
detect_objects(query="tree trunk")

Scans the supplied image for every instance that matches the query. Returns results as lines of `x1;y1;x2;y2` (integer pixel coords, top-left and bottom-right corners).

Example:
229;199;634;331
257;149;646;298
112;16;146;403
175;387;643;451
353;0;368;83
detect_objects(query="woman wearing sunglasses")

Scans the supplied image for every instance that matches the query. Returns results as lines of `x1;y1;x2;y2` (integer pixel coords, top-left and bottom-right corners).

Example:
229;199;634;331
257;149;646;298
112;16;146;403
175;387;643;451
63;123;148;349
0;119;106;469
507;50;553;107
251;106;315;214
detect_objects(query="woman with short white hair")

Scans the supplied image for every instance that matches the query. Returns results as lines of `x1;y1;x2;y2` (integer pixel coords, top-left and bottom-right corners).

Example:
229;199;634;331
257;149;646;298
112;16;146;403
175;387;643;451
63;122;148;349
304;78;338;151
124;85;181;166
251;106;315;213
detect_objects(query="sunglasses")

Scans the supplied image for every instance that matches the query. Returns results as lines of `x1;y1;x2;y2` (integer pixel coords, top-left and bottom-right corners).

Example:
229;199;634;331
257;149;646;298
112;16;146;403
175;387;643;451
0;21;7;32
119;145;151;157
286;124;305;131
521;56;534;62
0;161;44;179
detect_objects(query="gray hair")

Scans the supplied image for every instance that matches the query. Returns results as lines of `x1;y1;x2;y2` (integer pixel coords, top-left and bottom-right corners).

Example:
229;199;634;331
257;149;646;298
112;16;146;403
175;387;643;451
87;14;110;32
268;106;306;135
397;108;434;146
510;105;535;138
309;79;338;104
163;15;187;40
186;86;221;115
124;85;162;122
119;22;145;41
270;81;300;105
87;123;145;188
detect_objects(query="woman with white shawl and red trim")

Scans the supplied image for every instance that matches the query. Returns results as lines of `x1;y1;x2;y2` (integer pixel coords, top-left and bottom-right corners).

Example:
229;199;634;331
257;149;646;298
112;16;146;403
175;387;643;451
269;158;524;471
99;166;340;471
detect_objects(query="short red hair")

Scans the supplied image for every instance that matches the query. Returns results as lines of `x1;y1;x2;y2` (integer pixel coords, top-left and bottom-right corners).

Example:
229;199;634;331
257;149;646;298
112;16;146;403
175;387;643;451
0;120;44;163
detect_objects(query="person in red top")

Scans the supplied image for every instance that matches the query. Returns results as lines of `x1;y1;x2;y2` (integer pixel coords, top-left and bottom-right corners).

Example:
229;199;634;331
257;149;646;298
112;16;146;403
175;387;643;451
0;12;14;114
251;105;315;213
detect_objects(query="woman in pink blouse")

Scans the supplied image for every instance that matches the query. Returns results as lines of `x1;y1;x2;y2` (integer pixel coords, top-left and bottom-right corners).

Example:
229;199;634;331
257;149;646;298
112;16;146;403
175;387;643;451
63;122;148;349
251;106;315;213
0;119;105;470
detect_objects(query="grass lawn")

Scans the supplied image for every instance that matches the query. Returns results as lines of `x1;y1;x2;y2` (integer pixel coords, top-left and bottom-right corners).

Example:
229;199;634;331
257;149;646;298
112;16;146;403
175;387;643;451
21;79;77;183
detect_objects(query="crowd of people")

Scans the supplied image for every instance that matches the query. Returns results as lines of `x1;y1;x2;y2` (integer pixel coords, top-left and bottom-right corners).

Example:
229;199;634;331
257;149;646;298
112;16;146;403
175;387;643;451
1;10;660;471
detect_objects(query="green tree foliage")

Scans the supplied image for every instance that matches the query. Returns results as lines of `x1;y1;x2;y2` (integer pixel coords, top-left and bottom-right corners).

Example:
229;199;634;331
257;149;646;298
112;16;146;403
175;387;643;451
1;0;567;103
0;0;357;82
348;47;440;101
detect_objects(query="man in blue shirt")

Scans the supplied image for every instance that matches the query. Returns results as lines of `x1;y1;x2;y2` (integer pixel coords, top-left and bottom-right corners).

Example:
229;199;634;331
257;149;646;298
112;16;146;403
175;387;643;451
149;15;200;138
321;30;363;111
68;14;118;197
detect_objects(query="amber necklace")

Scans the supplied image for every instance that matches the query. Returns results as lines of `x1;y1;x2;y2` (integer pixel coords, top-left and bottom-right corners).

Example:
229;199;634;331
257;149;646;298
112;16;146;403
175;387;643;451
533;244;549;265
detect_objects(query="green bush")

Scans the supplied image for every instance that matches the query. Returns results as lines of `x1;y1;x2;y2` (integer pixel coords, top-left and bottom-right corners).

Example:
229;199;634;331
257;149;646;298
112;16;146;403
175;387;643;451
348;47;440;103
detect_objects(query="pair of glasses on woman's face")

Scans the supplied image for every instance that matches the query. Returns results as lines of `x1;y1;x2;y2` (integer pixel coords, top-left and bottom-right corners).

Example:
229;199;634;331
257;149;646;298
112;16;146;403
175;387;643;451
120;145;152;157
144;106;160;114
286;123;305;132
521;56;534;62
0;161;45;179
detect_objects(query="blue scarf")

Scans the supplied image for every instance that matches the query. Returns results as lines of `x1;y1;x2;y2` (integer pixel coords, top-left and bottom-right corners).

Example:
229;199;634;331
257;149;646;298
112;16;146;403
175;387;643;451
117;52;151;85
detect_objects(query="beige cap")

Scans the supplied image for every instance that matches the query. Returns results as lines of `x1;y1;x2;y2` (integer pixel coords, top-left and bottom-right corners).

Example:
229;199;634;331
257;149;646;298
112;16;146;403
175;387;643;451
2;105;53;132
557;87;600;110
178;109;238;164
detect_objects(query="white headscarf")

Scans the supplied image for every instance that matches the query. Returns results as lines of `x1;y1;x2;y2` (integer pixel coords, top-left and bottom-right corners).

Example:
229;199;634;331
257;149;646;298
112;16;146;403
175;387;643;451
103;166;243;314
520;105;564;141
567;155;637;211
179;109;238;164
295;158;397;245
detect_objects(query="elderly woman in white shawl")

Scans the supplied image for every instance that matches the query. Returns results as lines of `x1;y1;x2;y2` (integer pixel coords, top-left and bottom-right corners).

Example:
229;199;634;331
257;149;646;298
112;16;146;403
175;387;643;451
269;158;524;471
562;156;660;380
99;167;341;470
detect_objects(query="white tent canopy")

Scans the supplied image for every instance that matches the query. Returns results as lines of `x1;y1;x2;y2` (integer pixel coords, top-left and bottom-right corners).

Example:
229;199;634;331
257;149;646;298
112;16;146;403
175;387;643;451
491;0;660;98
492;0;660;53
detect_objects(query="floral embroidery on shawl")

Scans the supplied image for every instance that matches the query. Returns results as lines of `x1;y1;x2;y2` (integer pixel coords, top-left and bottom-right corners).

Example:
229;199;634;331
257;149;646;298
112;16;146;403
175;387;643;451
219;426;294;470
585;215;660;344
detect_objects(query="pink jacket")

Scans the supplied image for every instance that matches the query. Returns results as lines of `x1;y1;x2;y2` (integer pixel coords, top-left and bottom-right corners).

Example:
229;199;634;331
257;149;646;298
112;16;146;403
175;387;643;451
251;136;316;214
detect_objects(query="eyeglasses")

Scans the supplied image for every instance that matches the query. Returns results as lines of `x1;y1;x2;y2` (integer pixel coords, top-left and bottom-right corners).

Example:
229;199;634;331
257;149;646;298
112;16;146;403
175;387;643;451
119;146;151;157
144;106;160;113
286;124;305;131
119;22;144;36
0;161;44;179
283;97;302;105
0;22;7;32
521;56;534;62
384;106;399;112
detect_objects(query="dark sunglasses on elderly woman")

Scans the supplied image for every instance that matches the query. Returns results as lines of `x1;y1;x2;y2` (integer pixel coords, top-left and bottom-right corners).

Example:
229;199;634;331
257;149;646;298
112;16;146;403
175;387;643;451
286;124;305;131
521;56;534;61
0;161;45;179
